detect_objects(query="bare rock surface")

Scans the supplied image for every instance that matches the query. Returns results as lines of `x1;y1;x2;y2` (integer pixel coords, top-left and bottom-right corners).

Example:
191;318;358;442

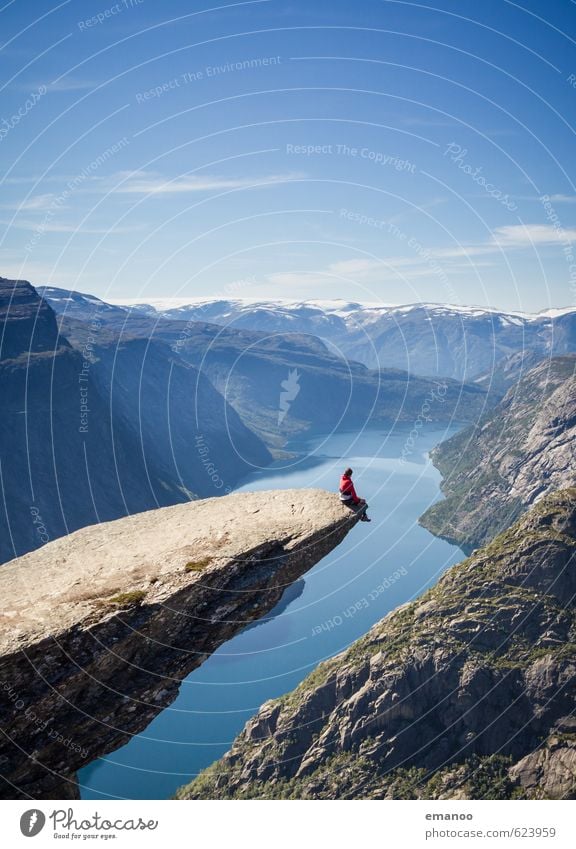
0;489;359;799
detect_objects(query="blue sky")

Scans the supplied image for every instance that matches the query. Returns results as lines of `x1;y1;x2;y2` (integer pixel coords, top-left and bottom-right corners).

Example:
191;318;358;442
1;0;576;311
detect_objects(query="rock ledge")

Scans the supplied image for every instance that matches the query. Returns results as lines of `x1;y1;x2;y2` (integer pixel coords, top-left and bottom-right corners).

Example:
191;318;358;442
0;489;359;799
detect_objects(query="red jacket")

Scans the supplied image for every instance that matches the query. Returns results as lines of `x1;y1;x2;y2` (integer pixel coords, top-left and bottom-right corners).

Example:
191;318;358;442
339;474;360;504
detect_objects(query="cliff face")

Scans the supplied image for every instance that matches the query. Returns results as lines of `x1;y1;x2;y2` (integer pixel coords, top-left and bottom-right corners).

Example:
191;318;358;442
179;490;576;800
0;277;67;359
0;489;360;800
0;278;271;563
420;356;576;551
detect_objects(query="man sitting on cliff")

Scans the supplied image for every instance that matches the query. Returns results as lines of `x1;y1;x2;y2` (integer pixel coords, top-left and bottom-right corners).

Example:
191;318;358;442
339;468;371;522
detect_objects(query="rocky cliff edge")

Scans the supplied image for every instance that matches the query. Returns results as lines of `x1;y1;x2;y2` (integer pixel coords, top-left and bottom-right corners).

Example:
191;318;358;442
0;489;360;799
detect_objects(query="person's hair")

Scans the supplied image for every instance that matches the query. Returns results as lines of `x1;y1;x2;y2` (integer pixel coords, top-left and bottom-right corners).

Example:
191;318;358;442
344;467;353;477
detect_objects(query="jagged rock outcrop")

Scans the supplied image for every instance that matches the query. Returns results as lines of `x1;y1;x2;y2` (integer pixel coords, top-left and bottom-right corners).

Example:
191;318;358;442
179;489;576;800
420;356;576;551
0;489;360;800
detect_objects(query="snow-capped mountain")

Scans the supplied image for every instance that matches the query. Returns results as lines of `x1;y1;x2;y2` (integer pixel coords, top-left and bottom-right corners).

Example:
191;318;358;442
40;287;576;382
108;296;576;381
110;296;576;323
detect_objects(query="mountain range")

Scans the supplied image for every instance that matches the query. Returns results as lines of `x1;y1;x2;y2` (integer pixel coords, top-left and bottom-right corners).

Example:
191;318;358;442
39;285;489;452
90;294;576;383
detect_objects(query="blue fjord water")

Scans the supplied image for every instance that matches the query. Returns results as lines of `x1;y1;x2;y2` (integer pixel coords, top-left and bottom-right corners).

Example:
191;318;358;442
79;425;463;800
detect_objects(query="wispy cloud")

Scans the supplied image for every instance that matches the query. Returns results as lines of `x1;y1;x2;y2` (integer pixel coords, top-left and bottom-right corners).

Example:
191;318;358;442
267;258;434;288
328;258;383;275
491;224;576;246
430;224;576;259
1;174;98;186
0;194;58;212
111;170;306;195
514;192;576;204
2;169;305;199
266;223;570;290
327;254;479;275
2;218;144;234
544;194;576;204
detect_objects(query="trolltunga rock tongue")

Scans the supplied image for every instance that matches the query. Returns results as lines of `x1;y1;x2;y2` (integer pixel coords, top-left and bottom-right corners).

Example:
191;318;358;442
0;489;360;799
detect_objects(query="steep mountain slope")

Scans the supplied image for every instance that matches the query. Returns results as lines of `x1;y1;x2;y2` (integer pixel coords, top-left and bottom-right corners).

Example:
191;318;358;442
178;489;576;801
79;333;272;499
37;285;132;323
0;278;270;563
474;350;545;402
420;356;576;551
170;324;487;450
96;294;576;381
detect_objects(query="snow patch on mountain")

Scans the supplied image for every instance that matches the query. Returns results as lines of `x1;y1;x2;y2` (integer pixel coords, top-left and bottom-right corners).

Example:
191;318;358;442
109;296;576;322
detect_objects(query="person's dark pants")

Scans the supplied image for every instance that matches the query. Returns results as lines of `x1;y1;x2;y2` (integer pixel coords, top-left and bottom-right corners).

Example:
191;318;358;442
342;499;368;518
